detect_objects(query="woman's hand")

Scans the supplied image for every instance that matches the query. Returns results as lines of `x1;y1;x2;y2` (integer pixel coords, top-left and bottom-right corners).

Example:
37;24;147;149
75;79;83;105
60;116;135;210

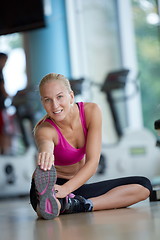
54;184;70;199
37;152;54;171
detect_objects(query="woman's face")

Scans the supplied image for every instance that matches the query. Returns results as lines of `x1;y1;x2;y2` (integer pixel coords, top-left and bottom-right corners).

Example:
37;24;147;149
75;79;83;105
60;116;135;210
40;80;74;121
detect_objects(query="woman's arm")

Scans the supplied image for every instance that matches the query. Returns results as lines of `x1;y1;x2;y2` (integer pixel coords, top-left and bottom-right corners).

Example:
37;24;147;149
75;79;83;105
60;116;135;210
55;103;102;198
34;124;55;171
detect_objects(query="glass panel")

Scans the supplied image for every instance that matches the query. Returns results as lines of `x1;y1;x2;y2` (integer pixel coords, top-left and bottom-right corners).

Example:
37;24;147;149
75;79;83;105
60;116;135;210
80;0;121;85
0;33;28;155
132;0;160;133
0;33;27;96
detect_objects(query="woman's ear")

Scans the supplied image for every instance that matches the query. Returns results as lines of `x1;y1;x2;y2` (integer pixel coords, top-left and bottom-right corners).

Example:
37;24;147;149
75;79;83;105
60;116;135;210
70;91;74;105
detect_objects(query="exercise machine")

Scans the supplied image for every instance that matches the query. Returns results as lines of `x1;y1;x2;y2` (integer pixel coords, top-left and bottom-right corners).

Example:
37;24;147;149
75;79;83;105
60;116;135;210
0;88;37;197
99;69;160;180
86;69;160;182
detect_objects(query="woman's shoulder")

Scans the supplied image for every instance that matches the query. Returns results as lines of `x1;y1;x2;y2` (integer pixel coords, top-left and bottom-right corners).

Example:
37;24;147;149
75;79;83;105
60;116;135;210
83;102;101;114
83;102;102;125
34;120;56;138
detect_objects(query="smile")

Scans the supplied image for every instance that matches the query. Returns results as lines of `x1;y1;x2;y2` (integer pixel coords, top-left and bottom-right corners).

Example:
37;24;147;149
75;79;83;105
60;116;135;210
53;109;63;114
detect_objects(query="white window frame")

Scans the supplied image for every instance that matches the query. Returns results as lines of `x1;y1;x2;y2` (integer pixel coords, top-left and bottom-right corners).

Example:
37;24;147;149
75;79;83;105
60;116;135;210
117;0;143;129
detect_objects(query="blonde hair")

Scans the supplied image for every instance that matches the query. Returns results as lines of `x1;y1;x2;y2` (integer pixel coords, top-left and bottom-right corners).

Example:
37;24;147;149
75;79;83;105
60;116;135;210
33;73;72;133
39;73;72;93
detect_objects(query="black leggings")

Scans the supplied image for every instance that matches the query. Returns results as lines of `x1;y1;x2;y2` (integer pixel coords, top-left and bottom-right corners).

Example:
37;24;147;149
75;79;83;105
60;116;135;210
30;176;152;212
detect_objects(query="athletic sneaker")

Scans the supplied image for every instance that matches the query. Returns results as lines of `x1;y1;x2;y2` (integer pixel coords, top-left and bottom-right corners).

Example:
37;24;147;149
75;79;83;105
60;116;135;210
34;165;59;220
60;195;93;214
34;165;93;219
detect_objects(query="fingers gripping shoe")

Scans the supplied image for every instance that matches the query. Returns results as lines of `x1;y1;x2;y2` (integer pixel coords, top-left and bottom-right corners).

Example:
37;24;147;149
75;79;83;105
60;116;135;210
60;195;93;214
34;165;59;220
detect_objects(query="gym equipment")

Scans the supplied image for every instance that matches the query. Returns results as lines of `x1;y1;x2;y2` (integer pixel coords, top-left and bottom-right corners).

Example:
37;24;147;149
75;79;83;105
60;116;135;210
92;69;160;180
148;119;160;201
0;146;36;197
0;88;37;197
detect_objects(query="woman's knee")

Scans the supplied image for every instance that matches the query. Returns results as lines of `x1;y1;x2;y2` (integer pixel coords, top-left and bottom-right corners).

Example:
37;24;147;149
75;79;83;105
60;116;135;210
135;184;150;201
137;176;152;194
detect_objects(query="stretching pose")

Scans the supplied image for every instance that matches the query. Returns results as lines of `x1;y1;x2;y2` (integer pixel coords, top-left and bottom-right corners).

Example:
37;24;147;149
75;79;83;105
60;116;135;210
30;73;152;220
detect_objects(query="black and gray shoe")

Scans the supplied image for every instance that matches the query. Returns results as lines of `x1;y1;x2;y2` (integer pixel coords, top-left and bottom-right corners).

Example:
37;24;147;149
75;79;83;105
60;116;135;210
60;195;93;214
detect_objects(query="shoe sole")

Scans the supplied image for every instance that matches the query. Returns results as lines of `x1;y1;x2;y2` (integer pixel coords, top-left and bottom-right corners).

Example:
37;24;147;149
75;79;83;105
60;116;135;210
34;165;59;220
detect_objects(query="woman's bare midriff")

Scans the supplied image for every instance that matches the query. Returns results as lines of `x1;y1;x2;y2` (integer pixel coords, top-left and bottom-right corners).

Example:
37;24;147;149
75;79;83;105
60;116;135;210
55;158;85;180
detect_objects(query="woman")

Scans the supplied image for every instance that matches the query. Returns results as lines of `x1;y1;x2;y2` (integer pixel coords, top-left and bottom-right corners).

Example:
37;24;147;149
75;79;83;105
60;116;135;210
30;73;152;220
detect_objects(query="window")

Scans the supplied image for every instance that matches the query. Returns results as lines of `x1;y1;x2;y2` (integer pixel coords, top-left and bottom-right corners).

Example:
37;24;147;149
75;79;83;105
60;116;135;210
0;33;27;96
132;0;160;133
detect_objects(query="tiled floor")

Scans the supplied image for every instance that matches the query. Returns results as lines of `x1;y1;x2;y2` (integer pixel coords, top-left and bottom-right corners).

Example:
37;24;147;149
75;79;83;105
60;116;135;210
0;197;160;240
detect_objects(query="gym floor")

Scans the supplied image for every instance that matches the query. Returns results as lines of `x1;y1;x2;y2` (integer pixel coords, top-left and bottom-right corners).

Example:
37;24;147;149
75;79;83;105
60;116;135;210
0;196;160;240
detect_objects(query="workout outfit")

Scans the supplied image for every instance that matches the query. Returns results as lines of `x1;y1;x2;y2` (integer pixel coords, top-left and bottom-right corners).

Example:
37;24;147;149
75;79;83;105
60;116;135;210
45;102;87;166
30;102;152;217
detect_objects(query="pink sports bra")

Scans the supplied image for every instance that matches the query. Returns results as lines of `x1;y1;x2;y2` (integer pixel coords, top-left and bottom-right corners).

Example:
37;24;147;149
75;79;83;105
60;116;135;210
45;102;88;166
